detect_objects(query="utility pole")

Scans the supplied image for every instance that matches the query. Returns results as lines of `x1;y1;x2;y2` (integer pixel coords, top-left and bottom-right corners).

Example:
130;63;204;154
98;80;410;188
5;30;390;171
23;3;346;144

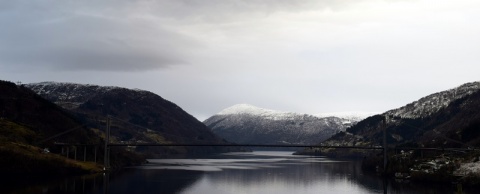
383;115;388;173
94;146;97;163
104;116;111;170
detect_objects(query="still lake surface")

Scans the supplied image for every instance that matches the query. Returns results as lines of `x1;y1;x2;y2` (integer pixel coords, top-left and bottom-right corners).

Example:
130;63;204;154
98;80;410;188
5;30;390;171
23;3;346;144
2;151;476;193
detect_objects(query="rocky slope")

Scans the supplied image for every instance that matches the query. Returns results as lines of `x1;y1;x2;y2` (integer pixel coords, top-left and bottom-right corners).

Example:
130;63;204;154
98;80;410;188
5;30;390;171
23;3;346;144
299;81;480;156
204;104;370;145
386;82;480;119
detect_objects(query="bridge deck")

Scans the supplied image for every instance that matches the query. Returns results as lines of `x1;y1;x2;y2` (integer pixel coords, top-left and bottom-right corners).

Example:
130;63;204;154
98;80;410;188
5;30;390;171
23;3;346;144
53;142;475;152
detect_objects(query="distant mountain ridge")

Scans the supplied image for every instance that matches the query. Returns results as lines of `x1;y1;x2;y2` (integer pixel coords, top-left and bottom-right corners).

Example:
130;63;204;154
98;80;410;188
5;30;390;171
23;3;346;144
204;104;372;145
25;82;138;109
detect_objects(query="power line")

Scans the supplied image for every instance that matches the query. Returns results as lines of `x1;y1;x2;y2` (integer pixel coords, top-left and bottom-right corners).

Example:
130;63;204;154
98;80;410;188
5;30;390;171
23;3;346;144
36;124;87;145
107;115;192;141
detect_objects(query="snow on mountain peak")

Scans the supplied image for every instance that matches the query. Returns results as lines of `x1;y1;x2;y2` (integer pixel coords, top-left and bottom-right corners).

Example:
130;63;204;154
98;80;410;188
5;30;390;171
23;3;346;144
206;104;360;144
216;104;375;122
219;104;275;114
315;112;378;121
217;104;299;120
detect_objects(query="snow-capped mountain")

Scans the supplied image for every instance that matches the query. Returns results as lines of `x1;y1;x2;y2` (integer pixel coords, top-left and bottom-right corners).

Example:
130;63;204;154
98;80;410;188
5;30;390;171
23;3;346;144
204;104;367;145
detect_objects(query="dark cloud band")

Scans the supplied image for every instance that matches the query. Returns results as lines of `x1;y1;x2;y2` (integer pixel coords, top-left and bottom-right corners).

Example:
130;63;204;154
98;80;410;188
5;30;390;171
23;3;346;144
0;2;195;72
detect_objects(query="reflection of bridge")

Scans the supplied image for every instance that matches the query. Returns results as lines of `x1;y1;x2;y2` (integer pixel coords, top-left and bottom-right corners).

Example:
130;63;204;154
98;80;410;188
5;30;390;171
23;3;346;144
53;141;475;171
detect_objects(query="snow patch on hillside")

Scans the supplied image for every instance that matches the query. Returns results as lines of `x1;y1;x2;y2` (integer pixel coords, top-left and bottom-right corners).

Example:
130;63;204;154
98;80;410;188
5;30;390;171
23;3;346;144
25;81;153;110
386;81;480;119
455;161;480;176
315;112;378;121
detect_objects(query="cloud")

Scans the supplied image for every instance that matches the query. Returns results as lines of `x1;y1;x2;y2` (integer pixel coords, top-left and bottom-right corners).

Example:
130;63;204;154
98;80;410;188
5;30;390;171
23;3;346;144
0;1;198;72
150;0;358;21
2;0;480;121
0;0;367;72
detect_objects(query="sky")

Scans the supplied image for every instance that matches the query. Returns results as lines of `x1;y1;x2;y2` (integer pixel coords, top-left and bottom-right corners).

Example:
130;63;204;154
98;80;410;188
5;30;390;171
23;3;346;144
1;0;480;121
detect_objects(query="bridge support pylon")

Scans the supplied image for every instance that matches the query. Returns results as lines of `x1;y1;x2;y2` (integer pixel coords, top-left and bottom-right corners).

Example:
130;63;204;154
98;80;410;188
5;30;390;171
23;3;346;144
104;116;111;170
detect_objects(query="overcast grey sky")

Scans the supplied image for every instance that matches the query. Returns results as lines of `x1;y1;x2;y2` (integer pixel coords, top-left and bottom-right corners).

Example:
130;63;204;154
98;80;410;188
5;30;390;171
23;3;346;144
1;0;480;121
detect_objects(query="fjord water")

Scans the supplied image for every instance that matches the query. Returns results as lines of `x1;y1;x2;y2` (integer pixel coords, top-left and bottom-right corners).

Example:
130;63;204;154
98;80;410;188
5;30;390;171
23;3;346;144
3;151;475;194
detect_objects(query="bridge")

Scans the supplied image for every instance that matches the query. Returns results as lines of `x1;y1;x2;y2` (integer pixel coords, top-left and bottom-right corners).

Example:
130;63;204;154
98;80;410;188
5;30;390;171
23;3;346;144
45;115;477;171
85;143;384;149
53;142;475;151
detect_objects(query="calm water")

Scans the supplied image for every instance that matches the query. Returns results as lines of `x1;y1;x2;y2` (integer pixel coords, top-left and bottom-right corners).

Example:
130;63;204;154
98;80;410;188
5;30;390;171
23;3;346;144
2;151;476;194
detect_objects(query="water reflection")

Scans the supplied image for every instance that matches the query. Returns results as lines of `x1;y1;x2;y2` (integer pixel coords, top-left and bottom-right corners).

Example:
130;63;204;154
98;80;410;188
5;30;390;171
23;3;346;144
1;151;478;194
1;173;104;194
132;151;379;194
172;152;380;194
100;170;203;194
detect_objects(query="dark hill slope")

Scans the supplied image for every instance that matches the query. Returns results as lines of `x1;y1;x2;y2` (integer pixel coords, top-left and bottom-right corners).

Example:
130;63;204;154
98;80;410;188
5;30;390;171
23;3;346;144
298;81;480;156
26;82;229;157
0;80;108;174
77;87;221;143
0;81;98;145
339;87;480;148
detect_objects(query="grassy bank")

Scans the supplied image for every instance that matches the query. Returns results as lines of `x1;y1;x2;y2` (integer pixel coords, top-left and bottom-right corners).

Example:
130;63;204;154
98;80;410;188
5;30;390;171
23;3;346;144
0;119;102;175
0;142;103;175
